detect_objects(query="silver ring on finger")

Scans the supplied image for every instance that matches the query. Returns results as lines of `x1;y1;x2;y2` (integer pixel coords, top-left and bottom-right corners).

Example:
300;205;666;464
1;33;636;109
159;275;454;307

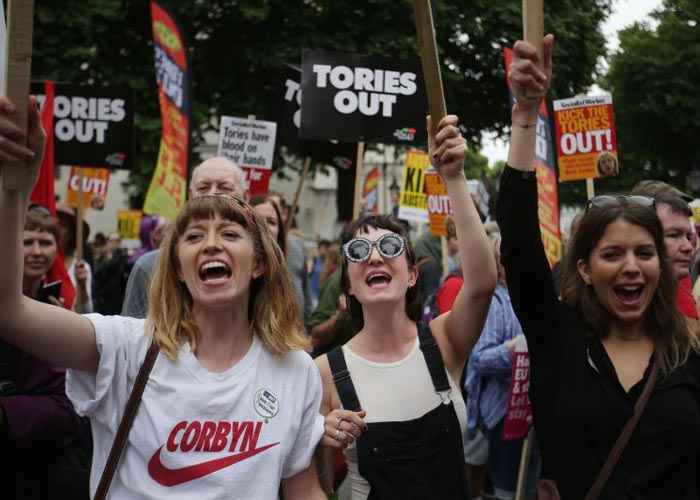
334;429;343;441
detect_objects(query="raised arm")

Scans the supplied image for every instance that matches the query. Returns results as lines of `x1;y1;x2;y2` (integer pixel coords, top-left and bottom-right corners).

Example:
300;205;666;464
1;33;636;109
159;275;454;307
496;36;559;351
428;116;497;376
0;97;98;372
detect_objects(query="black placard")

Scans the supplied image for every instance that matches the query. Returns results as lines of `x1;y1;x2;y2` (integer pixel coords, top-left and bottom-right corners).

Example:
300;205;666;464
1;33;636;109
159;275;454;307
31;82;134;170
301;50;427;145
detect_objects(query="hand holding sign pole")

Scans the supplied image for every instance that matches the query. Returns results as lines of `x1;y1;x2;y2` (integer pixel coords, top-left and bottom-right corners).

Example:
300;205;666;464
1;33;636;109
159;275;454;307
1;0;35;191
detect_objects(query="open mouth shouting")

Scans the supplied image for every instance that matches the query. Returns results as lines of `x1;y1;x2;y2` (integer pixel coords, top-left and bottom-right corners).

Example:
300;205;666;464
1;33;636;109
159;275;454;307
612;283;645;307
199;260;232;285
365;270;392;289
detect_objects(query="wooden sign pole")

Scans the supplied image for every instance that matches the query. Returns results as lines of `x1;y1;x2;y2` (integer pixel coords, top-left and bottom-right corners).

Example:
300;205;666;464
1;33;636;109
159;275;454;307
413;0;447;126
287;156;311;235
586;178;595;200
523;0;544;99
515;428;535;500
352;141;365;220
1;0;35;190
74;166;85;312
414;0;452;277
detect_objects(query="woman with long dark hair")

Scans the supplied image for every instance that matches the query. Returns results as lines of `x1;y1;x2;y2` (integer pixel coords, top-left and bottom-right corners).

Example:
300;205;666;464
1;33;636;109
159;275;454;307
497;35;700;499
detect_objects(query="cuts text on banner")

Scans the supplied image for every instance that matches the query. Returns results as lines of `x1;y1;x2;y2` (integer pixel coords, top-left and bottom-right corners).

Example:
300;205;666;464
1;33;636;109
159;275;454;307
66;167;111;211
143;0;191;220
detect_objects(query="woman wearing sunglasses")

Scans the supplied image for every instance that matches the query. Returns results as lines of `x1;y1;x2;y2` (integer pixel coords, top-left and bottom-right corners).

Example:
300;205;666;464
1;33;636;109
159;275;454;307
0;97;327;499
498;35;700;499
315;116;497;499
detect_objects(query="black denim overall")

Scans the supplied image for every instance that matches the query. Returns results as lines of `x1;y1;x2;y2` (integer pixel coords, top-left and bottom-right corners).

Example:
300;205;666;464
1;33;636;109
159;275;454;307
327;324;467;500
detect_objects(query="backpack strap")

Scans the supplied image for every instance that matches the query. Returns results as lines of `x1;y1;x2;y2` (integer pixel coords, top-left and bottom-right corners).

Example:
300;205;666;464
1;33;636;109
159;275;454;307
94;339;159;500
327;346;362;412
417;323;451;394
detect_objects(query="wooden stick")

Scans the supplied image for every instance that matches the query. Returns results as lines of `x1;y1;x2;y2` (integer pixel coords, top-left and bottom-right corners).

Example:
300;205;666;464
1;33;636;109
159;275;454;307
1;0;35;190
287;156;311;235
586;178;595;200
413;0;447;127
441;235;449;279
353;142;365;220
515;428;535;500
74;167;85;312
523;0;544;99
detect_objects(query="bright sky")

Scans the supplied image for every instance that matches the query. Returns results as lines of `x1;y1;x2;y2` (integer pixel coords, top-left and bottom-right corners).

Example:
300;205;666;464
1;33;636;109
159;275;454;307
481;0;663;164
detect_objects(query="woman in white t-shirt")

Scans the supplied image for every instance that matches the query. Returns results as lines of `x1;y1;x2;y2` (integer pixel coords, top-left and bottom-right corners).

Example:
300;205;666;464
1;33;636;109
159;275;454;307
315;116;497;499
0;96;326;500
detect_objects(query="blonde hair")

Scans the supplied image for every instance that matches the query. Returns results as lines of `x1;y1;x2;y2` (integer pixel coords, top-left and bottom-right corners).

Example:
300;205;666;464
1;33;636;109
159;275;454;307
147;195;309;359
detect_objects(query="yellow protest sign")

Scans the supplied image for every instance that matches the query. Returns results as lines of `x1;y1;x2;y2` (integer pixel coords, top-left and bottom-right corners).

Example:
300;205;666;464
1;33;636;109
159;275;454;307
398;149;429;223
117;210;143;240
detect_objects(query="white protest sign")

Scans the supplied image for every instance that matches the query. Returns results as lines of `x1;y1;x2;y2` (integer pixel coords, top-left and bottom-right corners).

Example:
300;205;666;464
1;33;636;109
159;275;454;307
217;116;277;194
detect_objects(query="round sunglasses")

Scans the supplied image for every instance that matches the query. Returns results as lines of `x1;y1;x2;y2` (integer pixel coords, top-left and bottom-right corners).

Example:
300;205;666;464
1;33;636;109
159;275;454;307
585;195;655;212
342;233;406;263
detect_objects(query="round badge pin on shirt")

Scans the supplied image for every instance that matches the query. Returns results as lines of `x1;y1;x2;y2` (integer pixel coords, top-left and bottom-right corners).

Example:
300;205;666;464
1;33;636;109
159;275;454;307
254;388;280;422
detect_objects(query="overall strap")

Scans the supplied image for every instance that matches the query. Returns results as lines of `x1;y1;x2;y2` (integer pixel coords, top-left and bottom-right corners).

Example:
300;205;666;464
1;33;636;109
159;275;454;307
327;346;362;412
417;323;451;393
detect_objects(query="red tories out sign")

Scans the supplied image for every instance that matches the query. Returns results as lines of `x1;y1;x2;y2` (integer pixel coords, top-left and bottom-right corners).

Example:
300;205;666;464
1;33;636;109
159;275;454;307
553;94;619;182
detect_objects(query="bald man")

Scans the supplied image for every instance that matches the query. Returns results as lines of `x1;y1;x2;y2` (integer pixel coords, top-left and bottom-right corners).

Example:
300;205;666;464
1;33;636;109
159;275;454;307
121;157;246;318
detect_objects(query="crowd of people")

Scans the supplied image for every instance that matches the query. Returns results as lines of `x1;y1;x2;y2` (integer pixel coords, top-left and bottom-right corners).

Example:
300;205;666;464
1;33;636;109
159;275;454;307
1;34;700;500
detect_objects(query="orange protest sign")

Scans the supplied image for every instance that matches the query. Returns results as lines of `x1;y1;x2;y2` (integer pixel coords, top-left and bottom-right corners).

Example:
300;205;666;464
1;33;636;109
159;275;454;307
66;167;111;210
553;94;619;182
425;170;452;236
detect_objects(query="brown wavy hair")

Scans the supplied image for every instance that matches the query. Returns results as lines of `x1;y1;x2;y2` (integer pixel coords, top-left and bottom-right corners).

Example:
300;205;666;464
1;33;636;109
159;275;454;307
560;201;698;373
147;195;309;359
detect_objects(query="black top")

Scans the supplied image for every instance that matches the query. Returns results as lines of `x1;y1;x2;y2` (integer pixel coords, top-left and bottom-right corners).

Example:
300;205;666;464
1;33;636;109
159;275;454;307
496;166;700;500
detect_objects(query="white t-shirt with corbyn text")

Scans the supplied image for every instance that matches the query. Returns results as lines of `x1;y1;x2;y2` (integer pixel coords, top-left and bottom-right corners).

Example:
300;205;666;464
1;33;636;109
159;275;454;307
66;314;324;500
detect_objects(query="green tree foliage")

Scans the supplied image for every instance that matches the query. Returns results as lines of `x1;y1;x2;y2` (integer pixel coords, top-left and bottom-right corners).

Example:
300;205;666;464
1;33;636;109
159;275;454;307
32;0;611;207
601;0;700;198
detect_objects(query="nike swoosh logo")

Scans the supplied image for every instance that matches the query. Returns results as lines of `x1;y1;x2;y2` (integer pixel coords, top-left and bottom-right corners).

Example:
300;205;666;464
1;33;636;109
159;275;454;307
148;442;280;487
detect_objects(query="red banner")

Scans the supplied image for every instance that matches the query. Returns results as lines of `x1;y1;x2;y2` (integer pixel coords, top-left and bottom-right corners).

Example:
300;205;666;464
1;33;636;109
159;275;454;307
502;339;532;441
143;1;190;219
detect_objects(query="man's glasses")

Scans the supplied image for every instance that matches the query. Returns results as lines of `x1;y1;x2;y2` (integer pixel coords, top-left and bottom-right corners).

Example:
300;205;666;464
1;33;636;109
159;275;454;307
585;195;655;212
343;233;405;263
